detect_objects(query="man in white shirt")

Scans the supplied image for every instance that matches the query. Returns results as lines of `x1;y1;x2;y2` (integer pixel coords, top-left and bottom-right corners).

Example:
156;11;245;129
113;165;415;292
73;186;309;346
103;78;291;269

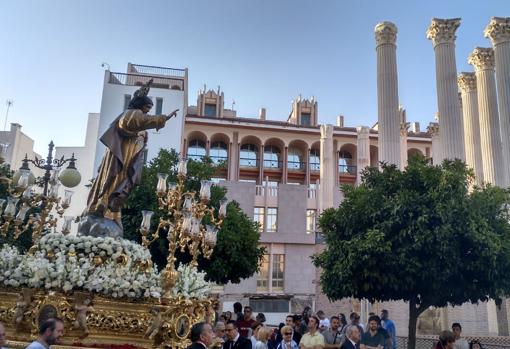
452;323;468;349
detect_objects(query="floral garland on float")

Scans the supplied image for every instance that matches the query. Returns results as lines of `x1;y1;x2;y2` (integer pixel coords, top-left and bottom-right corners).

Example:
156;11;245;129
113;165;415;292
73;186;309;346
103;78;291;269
0;157;222;349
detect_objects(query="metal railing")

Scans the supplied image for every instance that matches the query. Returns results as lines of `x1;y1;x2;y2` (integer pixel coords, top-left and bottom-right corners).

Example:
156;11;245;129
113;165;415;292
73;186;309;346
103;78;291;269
130;64;187;77
240;158;259;168
288;161;306;171
310;163;320;172
210;155;228;165
307;187;317;199
263;160;283;169
396;336;510;349
109;72;184;90
339;164;357;175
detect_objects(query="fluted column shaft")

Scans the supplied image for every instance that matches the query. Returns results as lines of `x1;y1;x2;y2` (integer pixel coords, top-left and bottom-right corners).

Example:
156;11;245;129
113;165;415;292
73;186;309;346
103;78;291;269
458;73;484;185
375;22;400;168
469;48;505;186
356;126;371;184
485;17;510;186
427;18;465;161
427;123;442;164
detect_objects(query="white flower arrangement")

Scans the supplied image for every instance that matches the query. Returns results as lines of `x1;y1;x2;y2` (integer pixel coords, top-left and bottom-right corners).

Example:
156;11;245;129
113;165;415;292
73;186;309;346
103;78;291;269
172;263;213;299
0;233;161;299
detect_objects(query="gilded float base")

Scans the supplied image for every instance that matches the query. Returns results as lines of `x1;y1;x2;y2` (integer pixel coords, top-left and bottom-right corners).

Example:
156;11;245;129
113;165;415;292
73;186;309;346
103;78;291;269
0;288;214;349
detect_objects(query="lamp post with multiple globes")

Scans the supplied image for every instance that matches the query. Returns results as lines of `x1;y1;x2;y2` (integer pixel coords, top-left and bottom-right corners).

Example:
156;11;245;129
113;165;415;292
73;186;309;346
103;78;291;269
0;141;81;242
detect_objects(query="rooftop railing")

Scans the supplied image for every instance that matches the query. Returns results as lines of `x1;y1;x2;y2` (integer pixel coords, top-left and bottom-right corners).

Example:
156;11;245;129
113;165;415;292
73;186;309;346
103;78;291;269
129;64;187;77
108;72;185;90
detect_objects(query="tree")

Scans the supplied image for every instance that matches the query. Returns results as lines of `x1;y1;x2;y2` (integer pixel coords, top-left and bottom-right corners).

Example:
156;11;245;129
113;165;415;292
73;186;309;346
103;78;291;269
122;149;264;284
313;155;510;349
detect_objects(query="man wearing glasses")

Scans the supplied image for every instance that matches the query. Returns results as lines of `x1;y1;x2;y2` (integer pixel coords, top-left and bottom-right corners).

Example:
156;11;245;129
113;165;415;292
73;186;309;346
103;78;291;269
224;321;252;349
277;325;299;349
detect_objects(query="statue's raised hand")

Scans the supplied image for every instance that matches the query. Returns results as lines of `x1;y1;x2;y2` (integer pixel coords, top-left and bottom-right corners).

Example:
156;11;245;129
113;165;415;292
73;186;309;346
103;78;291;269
166;109;179;120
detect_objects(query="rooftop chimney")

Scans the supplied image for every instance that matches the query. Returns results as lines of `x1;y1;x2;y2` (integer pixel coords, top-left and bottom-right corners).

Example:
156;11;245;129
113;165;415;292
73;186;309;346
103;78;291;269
410;122;420;133
259;108;266;121
336;115;344;127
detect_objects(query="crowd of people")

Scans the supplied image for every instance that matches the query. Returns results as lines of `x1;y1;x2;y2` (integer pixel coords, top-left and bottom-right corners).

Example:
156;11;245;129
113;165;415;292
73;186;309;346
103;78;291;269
192;304;485;349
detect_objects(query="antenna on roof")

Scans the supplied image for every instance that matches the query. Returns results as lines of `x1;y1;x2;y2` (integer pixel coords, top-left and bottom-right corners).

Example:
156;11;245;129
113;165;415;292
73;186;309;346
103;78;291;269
101;62;110;70
4;99;13;132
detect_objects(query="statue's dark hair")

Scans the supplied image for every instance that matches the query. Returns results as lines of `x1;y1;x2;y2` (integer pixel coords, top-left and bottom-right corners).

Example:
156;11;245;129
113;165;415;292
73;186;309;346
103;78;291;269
128;96;153;110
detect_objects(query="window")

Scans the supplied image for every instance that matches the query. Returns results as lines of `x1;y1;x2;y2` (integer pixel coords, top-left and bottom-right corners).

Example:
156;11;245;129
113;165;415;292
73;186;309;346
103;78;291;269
250;299;290;313
155;98;163;115
306;209;316;234
288;148;304;170
123;95;131;110
204;103;216;117
257;254;269;290
301;113;311;126
272;254;285;290
310;149;320;171
210;141;228;164
339;150;355;174
240;144;258;167
264;146;281;168
254;207;265;232
266;208;278;232
187;140;206;161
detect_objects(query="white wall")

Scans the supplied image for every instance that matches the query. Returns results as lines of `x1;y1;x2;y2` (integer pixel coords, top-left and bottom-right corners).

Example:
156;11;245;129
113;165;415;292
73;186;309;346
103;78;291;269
55;113;100;233
0;123;44;177
94;71;185;172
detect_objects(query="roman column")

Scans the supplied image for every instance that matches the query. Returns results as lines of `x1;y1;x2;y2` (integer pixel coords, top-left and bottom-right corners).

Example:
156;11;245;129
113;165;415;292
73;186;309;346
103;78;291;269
319;125;335;212
399;106;409;169
356;126;371;184
457;72;484;185
427;123;441;165
426;18;465;161
485;17;510;186
468;47;505;186
375;21;400;168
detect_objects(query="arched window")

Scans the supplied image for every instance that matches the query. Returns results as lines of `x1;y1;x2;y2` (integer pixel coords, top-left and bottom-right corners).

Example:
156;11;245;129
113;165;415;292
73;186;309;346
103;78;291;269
187;139;206;161
288;148;304;170
210;141;228;164
264;146;281;168
339;150;355;174
240;144;258;167
310;149;320;172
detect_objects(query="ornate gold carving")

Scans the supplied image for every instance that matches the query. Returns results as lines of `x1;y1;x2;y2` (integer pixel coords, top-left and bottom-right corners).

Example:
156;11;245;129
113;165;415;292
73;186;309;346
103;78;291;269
375;21;397;46
426;18;461;47
468;47;495;71
484;17;510;46
0;288;214;349
458;72;477;93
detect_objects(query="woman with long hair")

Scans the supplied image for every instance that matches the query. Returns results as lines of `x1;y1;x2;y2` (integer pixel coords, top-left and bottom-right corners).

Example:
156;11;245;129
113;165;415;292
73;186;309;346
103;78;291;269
435;331;455;349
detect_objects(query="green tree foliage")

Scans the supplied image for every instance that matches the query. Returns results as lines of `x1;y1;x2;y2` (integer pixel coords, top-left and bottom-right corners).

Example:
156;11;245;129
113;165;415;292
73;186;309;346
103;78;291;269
122;149;264;284
313;155;510;349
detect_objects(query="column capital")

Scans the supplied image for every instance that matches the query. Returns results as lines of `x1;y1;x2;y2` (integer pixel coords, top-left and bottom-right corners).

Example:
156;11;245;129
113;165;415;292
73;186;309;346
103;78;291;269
356;126;371;137
426;18;461;47
468;47;495;71
375;21;397;46
457;72;477;93
400;122;410;136
427;122;440;137
484;17;510;46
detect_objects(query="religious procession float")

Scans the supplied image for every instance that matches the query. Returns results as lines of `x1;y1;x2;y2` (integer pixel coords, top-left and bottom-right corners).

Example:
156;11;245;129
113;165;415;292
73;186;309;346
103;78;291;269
0;80;225;349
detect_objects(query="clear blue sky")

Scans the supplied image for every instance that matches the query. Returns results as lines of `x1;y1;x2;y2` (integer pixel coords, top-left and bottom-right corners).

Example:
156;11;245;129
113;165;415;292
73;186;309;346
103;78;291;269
0;0;508;155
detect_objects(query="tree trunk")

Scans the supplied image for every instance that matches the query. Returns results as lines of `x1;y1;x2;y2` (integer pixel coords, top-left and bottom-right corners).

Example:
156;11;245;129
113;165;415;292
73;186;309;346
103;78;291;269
407;300;420;349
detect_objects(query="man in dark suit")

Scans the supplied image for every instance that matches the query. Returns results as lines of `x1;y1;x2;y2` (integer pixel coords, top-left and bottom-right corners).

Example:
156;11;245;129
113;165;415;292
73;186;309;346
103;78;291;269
223;321;252;349
187;322;214;349
340;326;360;349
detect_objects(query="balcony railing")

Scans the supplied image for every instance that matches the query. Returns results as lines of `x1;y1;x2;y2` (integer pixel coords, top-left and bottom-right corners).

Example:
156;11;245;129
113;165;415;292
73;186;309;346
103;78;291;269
287;161;306;171
210;155;228;165
255;185;278;197
307;187;317;199
310;163;320;172
240;158;259;168
263;160;283;169
109;72;184;90
130;64;186;77
339;164;357;175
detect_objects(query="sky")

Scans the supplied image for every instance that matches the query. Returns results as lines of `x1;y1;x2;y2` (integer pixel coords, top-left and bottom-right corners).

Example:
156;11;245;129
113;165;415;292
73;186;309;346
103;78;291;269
0;0;508;155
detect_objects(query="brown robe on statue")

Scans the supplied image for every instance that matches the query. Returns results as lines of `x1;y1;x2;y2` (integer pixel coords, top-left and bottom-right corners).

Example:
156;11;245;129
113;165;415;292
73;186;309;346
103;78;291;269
86;109;167;225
